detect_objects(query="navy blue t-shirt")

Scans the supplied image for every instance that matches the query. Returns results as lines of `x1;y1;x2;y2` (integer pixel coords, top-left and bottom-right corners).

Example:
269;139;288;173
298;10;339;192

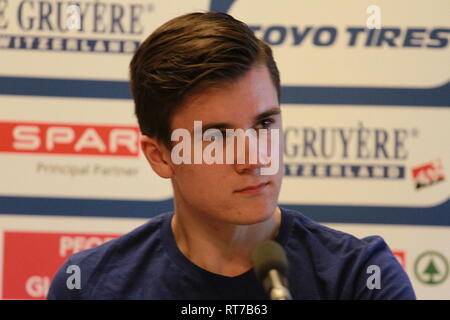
47;207;416;299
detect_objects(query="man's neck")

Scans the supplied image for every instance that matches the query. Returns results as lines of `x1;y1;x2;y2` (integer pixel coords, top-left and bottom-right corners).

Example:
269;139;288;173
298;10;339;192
171;206;282;277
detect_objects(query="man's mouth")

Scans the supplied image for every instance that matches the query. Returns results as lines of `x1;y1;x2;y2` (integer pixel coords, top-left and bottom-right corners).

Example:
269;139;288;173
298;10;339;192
234;182;270;194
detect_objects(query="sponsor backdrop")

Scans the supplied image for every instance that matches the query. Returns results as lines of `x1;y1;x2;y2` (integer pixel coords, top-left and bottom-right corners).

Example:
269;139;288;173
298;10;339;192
0;0;449;299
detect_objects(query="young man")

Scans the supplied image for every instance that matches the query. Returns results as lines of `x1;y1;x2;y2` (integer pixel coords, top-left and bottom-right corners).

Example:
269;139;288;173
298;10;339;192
48;12;415;299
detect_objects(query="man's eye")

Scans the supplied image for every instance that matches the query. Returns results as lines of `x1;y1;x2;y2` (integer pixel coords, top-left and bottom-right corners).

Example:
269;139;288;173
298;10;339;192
255;118;274;129
204;130;226;140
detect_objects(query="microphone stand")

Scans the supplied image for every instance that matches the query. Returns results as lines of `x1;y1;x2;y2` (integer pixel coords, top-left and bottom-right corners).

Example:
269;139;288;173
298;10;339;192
266;269;292;300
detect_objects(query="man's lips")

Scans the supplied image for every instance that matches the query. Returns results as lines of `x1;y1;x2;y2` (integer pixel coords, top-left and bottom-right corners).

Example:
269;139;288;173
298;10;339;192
234;182;270;193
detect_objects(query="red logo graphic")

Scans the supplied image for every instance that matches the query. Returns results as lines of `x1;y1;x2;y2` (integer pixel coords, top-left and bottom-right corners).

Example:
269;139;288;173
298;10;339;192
392;250;406;269
2;231;121;300
0;121;140;157
412;159;445;190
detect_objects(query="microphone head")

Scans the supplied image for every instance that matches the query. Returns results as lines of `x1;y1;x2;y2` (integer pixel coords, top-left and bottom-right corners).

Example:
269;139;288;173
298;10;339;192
251;240;289;282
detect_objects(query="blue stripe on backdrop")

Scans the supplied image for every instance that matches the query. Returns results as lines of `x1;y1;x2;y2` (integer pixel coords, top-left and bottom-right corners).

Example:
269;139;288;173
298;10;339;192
0;76;132;100
0;76;449;107
0;195;449;226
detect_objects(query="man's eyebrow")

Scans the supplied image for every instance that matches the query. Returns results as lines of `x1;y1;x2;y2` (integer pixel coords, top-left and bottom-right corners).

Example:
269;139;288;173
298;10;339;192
254;107;281;122
201;107;281;132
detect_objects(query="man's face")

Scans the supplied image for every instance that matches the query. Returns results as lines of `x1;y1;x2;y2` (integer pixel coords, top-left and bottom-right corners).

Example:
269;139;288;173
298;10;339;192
166;64;283;225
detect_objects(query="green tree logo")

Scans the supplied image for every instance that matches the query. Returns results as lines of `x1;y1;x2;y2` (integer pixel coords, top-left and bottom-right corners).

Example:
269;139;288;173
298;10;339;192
423;259;439;284
414;251;449;286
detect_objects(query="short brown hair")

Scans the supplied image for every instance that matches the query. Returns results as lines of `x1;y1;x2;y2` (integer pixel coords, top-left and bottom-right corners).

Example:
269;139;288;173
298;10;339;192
129;12;280;149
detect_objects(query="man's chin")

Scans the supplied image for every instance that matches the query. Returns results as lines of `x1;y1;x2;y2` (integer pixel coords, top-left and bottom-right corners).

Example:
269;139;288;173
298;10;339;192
227;206;277;226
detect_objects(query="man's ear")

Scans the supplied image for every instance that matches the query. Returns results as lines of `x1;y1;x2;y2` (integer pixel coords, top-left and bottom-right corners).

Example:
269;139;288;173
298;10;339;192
140;135;174;179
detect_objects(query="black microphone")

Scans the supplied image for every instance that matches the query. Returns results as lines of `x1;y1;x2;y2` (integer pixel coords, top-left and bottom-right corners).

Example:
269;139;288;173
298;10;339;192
251;240;292;300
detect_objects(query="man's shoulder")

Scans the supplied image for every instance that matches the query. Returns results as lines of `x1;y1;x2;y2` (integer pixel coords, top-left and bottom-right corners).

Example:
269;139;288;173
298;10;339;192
71;212;169;264
283;207;385;254
47;212;171;299
282;207;415;299
283;207;394;270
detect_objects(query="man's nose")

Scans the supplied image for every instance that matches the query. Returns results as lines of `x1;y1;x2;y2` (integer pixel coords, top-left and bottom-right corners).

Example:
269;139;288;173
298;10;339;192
233;134;271;173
